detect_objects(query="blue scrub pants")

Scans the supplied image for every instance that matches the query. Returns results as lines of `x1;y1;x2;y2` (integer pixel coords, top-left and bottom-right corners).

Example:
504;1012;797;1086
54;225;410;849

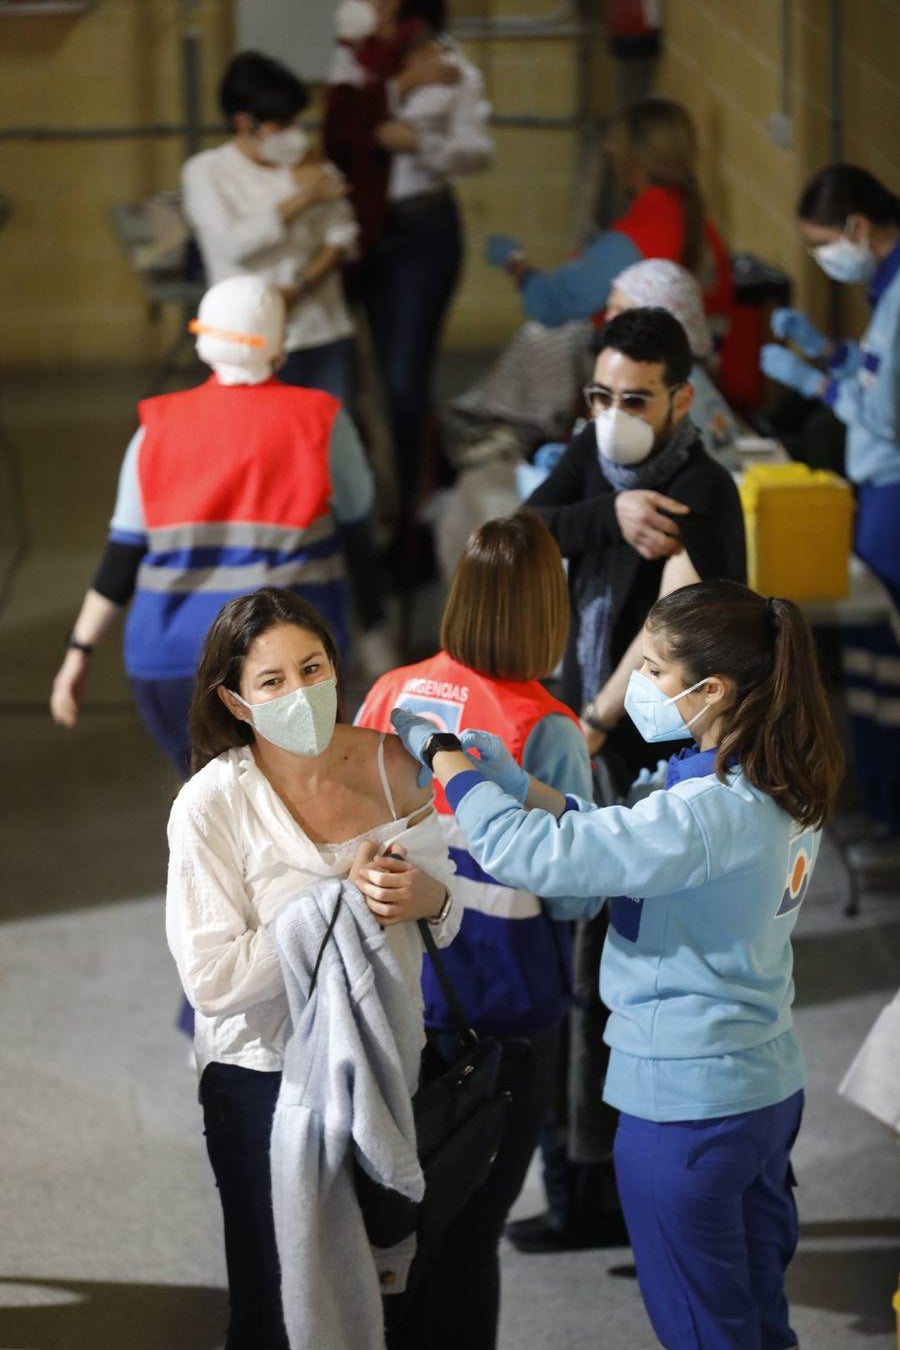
844;479;900;833
614;1091;804;1350
130;675;194;778
360;191;463;517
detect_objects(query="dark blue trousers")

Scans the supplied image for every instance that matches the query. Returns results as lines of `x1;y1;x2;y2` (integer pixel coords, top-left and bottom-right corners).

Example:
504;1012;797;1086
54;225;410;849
387;1023;561;1350
200;1062;289;1350
360;192;463;516
130;675;194;778
614;1091;804;1350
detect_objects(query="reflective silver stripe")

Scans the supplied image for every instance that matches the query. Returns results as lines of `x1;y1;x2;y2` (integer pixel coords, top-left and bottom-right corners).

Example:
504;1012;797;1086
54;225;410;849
441;817;542;918
137;556;346;594
875;655;900;685
844;649;900;686
844;647;875;677
846;688;900;725
452;874;543;920
146;518;335;553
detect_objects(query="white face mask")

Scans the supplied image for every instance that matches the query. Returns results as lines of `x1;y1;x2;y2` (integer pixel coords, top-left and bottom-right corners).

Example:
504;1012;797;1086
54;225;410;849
232;676;337;756
335;0;378;41
257;125;309;167
594;407;655;466
812;234;877;284
624;670;710;743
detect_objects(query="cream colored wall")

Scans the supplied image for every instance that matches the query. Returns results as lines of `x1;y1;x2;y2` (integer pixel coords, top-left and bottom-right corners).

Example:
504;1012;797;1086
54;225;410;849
656;0;900;338
0;0;233;367
2;0;898;367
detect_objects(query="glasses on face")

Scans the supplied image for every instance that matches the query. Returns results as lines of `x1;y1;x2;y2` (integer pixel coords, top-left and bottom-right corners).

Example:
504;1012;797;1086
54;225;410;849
583;384;679;416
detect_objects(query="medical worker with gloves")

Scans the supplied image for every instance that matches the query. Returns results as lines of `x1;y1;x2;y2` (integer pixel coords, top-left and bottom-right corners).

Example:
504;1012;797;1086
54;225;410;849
391;578;845;1350
761;164;900;875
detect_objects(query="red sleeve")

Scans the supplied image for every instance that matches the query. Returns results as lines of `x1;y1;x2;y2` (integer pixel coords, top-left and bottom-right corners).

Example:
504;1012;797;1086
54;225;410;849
610;185;684;263
612;184;734;325
701;218;734;321
322;82;390;167
323;83;392;256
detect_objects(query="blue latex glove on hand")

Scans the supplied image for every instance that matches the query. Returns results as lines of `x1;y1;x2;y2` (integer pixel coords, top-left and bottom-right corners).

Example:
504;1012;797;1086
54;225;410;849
390;707;440;786
485;233;524;269
770;308;828;358
460;729;529;803
760;344;824;398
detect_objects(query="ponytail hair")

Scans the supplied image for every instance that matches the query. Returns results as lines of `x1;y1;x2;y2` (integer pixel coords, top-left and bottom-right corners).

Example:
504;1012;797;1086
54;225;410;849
798;164;900;230
646;580;844;828
611;98;706;274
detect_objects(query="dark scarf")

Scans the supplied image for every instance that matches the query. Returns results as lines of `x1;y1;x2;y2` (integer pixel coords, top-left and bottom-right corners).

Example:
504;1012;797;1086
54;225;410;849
575;415;697;703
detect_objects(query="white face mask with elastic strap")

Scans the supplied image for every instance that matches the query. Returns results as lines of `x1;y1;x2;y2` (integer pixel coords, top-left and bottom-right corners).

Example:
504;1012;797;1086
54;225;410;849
257;125;310;167
812;230;877;284
624;670;711;743
231;676;337;756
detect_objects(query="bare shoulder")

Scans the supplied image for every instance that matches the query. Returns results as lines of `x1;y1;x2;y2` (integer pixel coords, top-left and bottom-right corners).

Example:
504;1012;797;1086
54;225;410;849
382;731;432;816
330;726;429;814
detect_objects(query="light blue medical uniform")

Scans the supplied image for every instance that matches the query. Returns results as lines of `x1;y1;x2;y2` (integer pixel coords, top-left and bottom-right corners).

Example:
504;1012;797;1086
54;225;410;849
823;242;900;831
444;745;816;1349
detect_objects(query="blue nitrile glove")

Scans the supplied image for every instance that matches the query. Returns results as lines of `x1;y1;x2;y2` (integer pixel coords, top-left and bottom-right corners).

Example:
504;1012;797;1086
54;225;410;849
460;729;529;803
485;233;524;269
760;344;824;398
770;308;829;358
390;707;439;786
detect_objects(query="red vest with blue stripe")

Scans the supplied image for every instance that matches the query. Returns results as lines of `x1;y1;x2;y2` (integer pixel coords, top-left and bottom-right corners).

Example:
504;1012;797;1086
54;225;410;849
358;651;583;1035
124;377;347;679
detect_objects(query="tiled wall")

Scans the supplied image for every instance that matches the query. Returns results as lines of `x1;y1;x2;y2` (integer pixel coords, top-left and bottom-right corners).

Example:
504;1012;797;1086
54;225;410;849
1;0;898;366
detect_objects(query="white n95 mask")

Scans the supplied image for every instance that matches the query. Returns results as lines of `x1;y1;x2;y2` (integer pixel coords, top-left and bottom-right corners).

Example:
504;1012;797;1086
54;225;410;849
594;408;655;466
624;670;710;743
258;126;310;167
812;236;876;285
232;677;337;756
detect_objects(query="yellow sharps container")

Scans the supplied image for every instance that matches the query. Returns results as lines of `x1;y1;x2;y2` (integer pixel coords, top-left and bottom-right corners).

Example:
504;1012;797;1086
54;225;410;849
739;463;855;601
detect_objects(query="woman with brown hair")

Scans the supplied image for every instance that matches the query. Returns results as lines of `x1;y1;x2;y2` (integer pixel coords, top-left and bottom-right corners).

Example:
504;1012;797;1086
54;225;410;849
165;586;459;1350
393;577;845;1350
356;511;594;1350
486;95;733;336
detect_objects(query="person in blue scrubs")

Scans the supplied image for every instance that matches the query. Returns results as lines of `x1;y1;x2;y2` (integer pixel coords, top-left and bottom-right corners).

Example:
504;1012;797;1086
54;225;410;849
391;578;846;1350
761;164;900;874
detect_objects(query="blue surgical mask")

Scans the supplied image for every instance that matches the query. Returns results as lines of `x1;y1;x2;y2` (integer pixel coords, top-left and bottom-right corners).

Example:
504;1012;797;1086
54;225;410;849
624;670;710;743
812;234;876;284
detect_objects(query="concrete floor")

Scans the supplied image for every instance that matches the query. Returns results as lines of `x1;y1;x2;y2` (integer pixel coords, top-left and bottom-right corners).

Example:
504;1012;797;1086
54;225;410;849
1;365;899;1349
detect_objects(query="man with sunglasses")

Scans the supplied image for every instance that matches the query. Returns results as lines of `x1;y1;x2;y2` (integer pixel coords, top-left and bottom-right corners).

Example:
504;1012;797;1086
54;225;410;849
511;306;746;1256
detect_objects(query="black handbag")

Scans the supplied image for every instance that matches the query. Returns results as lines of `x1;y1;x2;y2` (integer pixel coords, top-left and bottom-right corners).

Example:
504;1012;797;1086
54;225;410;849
309;895;513;1258
407;920;513;1256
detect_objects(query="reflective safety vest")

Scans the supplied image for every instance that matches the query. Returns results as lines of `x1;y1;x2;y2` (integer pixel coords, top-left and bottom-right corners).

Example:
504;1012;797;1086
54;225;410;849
357;651;583;1036
124;376;348;678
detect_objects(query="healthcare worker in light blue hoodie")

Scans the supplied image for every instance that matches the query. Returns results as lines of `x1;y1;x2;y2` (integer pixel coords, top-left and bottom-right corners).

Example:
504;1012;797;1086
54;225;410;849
391;578;845;1350
761;164;900;874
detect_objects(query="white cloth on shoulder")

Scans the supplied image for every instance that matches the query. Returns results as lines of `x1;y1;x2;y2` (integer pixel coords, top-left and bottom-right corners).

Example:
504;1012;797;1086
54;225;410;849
270;878;425;1350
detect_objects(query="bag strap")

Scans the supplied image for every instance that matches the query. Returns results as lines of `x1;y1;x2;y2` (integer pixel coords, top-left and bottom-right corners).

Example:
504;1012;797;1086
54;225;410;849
306;893;478;1046
308;889;344;1000
417;919;478;1047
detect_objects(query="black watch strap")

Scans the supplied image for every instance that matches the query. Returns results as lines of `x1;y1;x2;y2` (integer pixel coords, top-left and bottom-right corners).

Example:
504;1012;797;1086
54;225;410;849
422;732;462;771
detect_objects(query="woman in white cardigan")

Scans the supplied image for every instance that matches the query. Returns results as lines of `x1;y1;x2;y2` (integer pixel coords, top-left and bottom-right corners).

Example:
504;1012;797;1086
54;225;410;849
166;586;458;1350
